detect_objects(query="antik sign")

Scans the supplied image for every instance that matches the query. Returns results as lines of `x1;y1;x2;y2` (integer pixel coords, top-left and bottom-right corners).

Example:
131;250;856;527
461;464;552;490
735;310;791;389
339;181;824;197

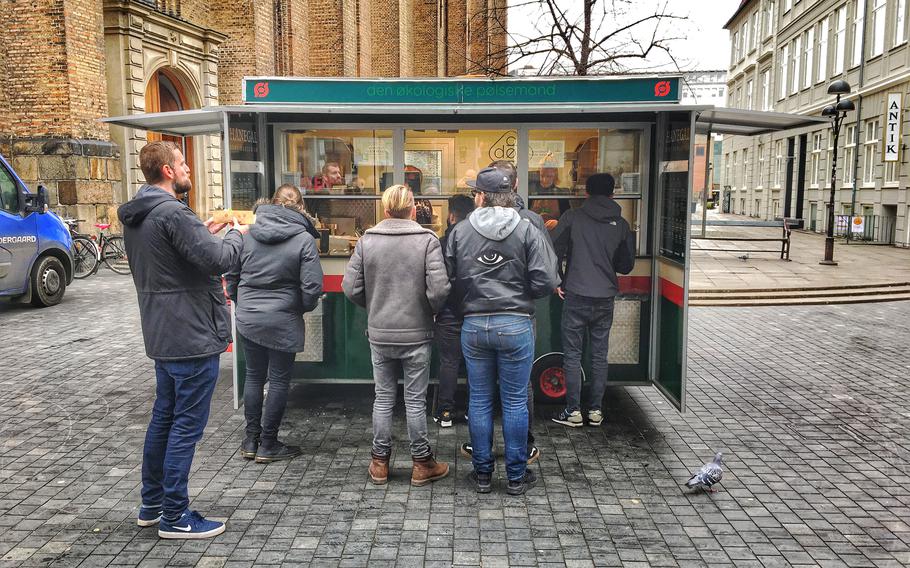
884;93;902;162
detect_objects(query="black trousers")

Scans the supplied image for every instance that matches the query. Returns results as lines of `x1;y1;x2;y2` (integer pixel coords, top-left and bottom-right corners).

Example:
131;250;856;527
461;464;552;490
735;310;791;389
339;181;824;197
241;335;296;447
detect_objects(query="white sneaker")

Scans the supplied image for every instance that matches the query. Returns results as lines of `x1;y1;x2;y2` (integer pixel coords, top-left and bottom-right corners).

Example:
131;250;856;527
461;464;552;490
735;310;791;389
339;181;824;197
587;410;603;426
552;409;583;427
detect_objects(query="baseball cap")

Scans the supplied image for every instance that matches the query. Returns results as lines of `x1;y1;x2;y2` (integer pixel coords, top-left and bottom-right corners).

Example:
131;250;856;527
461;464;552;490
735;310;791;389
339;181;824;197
466;166;512;193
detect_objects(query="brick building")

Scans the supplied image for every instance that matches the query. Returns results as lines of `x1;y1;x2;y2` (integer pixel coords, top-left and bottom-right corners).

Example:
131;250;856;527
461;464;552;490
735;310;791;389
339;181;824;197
0;0;506;230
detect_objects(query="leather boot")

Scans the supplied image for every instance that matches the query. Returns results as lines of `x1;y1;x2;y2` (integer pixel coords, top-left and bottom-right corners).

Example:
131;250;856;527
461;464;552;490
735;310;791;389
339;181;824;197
411;454;449;486
369;452;389;485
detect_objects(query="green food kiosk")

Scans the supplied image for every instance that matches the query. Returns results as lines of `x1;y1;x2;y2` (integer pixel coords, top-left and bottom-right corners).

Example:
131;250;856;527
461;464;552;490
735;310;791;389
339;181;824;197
104;76;824;412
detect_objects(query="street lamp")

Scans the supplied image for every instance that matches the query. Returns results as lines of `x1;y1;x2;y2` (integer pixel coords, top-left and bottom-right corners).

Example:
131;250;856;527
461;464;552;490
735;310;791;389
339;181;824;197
819;80;855;266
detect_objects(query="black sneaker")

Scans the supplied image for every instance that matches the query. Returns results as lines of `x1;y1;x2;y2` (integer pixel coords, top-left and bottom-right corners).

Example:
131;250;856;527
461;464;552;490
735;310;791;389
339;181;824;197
551;409;583;427
254;441;302;463
239;437;259;460
527;446;540;465
433;409;454;428
470;471;492;493
506;469;538;496
460;443;473;458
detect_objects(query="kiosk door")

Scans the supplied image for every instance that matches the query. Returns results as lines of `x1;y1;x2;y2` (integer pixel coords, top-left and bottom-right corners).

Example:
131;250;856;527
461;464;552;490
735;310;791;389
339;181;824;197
650;111;693;411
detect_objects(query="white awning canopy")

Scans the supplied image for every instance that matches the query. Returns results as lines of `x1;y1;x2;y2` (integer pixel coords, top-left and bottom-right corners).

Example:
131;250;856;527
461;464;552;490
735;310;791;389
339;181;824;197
101;104;828;137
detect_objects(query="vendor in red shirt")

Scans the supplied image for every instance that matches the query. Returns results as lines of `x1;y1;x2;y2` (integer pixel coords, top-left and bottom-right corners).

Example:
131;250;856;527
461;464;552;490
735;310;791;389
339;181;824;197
311;162;344;192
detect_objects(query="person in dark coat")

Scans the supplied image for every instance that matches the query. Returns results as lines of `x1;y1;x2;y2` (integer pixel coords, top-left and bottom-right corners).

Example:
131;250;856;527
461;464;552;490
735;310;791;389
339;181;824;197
550;173;635;429
117;140;247;539
225;184;323;463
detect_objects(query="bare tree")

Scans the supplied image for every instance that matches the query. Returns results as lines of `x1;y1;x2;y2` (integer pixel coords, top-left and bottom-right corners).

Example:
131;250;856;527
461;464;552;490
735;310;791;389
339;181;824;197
464;0;689;77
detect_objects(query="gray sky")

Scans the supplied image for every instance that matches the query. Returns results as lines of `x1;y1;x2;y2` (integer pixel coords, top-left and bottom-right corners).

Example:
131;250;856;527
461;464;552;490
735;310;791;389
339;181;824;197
507;0;735;73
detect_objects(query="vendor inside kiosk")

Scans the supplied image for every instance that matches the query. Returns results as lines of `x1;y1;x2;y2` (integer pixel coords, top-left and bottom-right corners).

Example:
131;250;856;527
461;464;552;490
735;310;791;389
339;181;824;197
104;76;823;412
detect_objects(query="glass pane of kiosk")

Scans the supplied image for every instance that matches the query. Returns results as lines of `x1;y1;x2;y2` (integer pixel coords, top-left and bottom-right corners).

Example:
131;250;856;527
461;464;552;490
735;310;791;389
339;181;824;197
281;129;393;256
527;127;649;379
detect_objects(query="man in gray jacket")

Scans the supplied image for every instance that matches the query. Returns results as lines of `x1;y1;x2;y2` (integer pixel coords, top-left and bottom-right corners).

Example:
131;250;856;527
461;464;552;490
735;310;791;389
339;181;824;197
342;185;451;486
550;173;635;428
118;141;247;539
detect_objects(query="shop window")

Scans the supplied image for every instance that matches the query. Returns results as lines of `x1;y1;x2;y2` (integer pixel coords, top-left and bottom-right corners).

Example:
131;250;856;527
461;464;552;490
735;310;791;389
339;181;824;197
0;164;18;213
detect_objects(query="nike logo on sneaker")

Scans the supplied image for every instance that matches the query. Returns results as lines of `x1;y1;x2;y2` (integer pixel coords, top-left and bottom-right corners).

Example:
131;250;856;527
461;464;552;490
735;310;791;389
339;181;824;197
173;525;192;531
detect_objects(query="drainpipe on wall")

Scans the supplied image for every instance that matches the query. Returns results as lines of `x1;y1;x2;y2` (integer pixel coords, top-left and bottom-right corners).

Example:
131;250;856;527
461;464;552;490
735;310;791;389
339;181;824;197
848;0;870;238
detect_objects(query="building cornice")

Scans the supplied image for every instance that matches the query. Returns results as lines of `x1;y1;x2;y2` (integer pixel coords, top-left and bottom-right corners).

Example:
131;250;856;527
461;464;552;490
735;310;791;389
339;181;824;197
103;0;228;59
724;0;759;30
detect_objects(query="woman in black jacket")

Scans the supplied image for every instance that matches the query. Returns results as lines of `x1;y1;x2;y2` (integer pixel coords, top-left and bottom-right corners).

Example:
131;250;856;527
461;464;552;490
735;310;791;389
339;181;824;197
226;184;323;463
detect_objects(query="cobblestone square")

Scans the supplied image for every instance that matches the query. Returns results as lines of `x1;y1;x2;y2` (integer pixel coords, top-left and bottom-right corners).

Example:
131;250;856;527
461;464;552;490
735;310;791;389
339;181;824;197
1;274;909;567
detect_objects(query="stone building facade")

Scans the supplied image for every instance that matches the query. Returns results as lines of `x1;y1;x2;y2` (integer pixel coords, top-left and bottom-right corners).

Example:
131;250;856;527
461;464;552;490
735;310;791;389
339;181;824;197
722;0;910;247
0;0;507;231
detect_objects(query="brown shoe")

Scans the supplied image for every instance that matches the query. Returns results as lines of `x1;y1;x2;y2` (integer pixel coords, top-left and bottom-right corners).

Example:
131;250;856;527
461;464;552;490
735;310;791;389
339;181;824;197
369;453;389;485
411;454;449;486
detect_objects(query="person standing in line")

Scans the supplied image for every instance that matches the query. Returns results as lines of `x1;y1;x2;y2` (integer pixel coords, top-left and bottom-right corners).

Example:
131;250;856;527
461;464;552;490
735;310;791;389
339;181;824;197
118;141;247;539
433;194;475;428
550;173;635;428
445;167;557;495
342;185;451;486
459;160;551;464
225;184;323;463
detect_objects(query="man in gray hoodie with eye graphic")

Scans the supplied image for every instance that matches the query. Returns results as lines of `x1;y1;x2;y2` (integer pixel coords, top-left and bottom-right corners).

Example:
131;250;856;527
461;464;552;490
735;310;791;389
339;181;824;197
445;166;557;496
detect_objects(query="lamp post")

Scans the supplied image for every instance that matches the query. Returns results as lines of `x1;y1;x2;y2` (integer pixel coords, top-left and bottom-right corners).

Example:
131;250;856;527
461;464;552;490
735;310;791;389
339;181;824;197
820;80;855;266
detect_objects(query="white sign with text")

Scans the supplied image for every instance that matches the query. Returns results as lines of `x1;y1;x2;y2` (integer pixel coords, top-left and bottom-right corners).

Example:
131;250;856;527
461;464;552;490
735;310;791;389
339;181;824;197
884;93;902;162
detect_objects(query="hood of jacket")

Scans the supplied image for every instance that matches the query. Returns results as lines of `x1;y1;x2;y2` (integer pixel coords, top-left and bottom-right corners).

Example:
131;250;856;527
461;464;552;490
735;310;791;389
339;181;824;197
249;205;313;244
118;184;177;227
579;194;622;222
469;206;521;241
365;218;434;235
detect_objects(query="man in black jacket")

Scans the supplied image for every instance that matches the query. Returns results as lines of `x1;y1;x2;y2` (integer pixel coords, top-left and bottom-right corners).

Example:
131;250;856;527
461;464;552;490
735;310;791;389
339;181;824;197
118;141;247;539
550;173;635;428
445;166;557;495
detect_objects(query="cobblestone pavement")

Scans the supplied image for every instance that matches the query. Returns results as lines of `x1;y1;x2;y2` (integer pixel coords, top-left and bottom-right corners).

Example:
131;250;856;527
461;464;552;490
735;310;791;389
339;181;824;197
1;274;909;567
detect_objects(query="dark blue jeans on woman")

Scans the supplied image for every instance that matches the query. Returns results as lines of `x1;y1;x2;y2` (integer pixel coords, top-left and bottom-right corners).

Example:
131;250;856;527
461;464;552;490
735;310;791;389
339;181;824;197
141;355;220;522
241;335;296;447
462;314;535;481
562;293;616;413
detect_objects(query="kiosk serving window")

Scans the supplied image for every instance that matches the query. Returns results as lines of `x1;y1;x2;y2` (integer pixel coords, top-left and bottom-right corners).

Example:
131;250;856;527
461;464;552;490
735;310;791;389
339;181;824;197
528;128;644;249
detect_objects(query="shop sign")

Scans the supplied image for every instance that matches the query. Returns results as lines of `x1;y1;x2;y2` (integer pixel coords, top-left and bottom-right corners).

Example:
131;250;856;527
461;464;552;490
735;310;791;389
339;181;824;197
851;216;865;233
243;77;680;105
884;93;902;162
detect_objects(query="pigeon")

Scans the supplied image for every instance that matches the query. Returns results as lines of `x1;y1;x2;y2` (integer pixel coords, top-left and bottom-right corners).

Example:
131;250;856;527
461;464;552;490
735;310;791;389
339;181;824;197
685;452;724;492
737;254;750;261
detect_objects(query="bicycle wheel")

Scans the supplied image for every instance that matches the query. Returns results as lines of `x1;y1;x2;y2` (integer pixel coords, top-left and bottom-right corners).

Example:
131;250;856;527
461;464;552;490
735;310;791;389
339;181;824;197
71;236;99;279
102;236;131;275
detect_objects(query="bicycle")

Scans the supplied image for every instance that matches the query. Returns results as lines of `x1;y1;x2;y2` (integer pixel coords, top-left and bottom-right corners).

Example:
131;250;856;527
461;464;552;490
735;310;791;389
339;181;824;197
62;218;131;277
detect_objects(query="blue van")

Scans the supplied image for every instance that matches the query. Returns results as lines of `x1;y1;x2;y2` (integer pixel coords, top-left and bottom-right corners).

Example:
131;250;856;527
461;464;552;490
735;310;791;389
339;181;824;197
0;153;74;307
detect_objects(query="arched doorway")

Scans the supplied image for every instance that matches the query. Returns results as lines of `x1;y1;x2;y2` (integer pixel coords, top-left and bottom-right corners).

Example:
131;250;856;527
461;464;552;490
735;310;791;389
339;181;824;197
145;68;197;210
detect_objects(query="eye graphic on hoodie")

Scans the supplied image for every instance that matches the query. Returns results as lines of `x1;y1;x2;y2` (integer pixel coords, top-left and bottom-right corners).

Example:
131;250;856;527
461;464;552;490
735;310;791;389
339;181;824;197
477;250;505;267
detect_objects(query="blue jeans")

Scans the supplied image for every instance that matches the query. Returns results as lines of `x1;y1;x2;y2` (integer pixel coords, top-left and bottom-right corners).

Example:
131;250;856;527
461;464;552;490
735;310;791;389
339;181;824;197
462;314;534;481
562;293;615;413
141;355;220;522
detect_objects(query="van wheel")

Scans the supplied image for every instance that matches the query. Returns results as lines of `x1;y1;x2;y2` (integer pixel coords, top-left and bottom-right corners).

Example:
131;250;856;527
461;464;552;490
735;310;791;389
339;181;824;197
30;256;66;307
531;353;586;404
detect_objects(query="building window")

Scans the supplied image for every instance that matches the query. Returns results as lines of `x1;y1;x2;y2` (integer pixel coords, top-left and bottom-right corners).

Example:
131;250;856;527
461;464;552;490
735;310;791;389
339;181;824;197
804;27;814;90
791;36;801;95
745;79;753;110
844;124;856;185
780;44;790;100
774;140;784;187
741;21;749;59
783;0;792;13
761;68;771;110
818;18;829;83
725;153;732;187
758;143;766;188
732;31;739;63
834;5;847;74
765;1;776;37
885;160;899;183
811;133;823;187
825;137;833;187
863;120;879;184
733;151;739;188
749;10;761;50
743;148;750;189
897;0;908;46
871;0;886;56
852;0;865;68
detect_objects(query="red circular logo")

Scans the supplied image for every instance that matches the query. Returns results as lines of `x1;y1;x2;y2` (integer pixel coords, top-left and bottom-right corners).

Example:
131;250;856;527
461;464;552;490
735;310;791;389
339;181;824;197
654;81;671;97
253;82;270;98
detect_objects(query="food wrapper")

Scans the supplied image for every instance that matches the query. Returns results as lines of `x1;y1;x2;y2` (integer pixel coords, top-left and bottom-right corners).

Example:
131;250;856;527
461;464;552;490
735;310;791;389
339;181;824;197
210;209;255;225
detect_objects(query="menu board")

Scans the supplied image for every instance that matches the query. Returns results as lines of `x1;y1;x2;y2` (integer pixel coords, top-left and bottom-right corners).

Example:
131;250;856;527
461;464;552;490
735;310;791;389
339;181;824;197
658;114;691;263
227;113;262;211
